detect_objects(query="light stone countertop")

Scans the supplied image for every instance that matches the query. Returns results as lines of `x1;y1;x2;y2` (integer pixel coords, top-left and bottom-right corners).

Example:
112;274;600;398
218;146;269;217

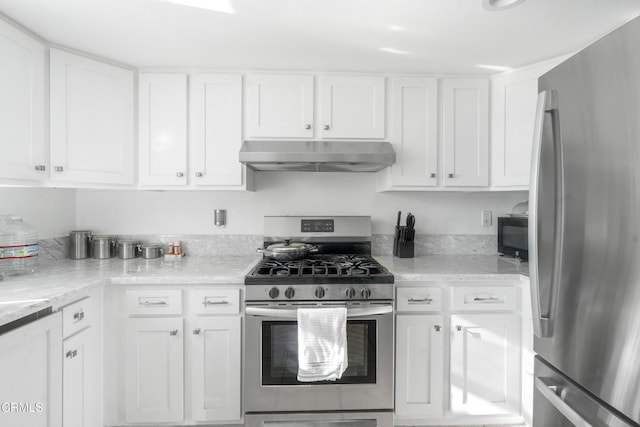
0;254;528;328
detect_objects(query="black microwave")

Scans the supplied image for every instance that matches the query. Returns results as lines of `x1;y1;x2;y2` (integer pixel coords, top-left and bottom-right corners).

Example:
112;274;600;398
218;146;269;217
497;216;528;260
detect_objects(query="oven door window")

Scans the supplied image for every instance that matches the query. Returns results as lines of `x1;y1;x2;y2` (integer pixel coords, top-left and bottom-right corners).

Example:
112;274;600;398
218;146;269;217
262;320;377;385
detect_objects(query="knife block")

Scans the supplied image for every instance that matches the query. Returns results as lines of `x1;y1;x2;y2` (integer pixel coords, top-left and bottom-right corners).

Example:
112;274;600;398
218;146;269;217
393;226;414;258
396;241;414;258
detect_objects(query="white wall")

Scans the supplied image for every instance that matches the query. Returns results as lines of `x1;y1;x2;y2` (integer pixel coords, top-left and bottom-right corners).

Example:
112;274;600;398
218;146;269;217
76;173;527;235
0;187;76;238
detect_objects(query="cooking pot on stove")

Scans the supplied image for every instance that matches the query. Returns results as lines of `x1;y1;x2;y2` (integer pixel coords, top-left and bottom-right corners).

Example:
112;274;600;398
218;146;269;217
257;239;319;261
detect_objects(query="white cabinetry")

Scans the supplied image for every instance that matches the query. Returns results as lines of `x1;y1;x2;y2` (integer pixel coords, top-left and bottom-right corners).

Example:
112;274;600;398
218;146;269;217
110;286;242;425
125;317;184;423
491;57;566;189
190;73;246;187
386;78;438;187
50;49;134;186
138;73;188;186
450;313;520;416
246;74;314;138
442;79;489;187
139;73;251;190
395;314;444;418
320;75;385;139
0;312;62;427
395;281;525;426
61;295;102;427
0;19;46;183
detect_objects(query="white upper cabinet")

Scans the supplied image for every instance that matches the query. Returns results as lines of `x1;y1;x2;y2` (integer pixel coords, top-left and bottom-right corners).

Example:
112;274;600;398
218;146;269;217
387;77;438;187
138;73;188;186
0;20;46;183
50;49;134;185
190;73;245;187
246;74;314;138
320;75;386;139
442;79;489;187
491;57;566;188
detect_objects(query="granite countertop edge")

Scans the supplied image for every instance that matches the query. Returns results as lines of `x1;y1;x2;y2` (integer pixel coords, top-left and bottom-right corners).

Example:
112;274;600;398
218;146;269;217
0;254;528;328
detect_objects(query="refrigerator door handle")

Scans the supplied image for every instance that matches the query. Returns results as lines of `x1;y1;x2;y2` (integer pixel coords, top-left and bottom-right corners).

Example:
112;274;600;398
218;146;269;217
535;377;593;427
529;89;564;338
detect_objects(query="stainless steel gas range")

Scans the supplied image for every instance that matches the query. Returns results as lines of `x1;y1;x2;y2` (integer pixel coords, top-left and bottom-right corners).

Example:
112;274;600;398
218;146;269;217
244;216;394;427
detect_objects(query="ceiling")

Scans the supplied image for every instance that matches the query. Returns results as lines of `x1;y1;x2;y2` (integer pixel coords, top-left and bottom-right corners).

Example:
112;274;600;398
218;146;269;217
1;0;639;74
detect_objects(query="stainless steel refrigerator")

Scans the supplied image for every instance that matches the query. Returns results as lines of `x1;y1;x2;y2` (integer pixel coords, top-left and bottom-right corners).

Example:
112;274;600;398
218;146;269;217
530;14;640;427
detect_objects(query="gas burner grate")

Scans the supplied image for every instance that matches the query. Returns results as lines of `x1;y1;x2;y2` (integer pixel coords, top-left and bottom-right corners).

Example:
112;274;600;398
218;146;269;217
251;254;388;278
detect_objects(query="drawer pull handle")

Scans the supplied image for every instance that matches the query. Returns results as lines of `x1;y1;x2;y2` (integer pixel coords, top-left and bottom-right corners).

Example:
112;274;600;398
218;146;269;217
456;325;463;332
473;296;500;302
66;349;78;359
408;297;433;304
193;328;201;335
140;300;167;306
169;330;178;336
434;325;441;332
203;300;229;306
73;310;85;322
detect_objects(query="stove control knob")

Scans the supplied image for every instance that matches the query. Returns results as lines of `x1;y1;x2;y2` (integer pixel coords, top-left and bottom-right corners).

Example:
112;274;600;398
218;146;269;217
285;287;295;299
315;287;326;299
345;287;356;299
361;288;372;299
268;287;280;299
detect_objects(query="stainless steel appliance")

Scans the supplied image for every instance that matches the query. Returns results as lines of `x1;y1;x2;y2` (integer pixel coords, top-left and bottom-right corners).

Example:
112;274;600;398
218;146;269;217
244;216;394;427
497;216;528;260
530;15;640;426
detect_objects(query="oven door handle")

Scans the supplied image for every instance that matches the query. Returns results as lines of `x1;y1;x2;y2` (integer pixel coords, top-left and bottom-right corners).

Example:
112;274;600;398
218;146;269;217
245;305;392;319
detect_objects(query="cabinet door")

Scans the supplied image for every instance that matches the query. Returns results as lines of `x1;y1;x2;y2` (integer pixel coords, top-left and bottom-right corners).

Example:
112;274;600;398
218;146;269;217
442;79;489;187
0;20;46;182
389;78;438;186
138;73;188;186
63;327;100;427
190;316;241;422
0;312;62;427
395;315;444;418
190;73;245;187
50;49;134;185
320;76;385;139
125;317;183;423
450;314;520;416
246;74;313;138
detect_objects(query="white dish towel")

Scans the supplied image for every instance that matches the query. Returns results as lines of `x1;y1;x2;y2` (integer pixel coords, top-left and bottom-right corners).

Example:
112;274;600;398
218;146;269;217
297;307;348;382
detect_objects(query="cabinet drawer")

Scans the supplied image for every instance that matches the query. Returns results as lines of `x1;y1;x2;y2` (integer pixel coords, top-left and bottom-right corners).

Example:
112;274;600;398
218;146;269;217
62;297;95;338
450;286;518;311
189;289;240;315
125;290;182;315
397;287;442;312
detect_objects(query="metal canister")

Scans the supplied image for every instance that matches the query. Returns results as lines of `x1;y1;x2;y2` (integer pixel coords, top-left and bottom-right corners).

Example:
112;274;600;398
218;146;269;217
92;235;116;259
117;239;139;259
69;230;92;260
140;244;163;259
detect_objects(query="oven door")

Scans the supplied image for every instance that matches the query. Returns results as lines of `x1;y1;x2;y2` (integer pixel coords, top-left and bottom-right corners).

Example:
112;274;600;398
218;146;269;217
244;303;394;413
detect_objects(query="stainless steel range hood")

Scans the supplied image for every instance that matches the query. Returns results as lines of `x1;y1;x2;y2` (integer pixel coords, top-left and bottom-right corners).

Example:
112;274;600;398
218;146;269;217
239;140;396;172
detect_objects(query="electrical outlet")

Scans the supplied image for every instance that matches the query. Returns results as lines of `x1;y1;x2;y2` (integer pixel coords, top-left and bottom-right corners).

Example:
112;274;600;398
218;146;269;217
481;210;492;227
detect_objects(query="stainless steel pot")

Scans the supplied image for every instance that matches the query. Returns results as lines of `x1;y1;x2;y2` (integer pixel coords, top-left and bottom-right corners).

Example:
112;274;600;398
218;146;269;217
140;244;163;259
256;239;318;260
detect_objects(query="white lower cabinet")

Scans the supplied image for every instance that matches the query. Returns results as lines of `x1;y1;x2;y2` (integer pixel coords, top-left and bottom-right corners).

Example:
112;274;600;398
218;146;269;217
450;313;520;416
0;312;62;427
395;282;525;426
395;314;444;418
125;317;184;423
190;316;241;421
112;286;242;426
61;294;102;427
